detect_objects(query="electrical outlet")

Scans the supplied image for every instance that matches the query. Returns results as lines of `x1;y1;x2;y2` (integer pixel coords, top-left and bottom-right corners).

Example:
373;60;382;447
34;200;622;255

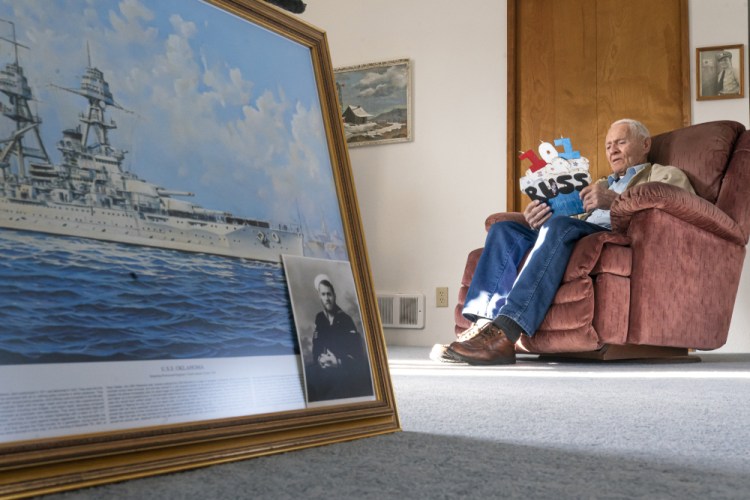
436;287;449;308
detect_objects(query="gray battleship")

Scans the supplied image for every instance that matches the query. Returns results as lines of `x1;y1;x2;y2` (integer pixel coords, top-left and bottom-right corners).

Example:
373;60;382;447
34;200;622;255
0;22;303;262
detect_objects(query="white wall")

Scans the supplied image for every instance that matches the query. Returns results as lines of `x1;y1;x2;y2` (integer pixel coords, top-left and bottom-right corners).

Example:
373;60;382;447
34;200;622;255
302;1;508;347
302;0;750;353
690;0;750;353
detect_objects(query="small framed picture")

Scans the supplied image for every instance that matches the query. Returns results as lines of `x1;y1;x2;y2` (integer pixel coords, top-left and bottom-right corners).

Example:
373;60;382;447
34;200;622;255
334;59;412;147
696;44;745;100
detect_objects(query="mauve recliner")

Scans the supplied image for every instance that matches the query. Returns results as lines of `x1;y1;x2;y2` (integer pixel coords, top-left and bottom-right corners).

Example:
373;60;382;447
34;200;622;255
455;120;750;360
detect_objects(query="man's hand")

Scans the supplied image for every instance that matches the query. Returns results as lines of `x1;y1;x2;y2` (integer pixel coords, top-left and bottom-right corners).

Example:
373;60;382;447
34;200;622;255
317;348;340;369
580;182;618;212
524;200;552;229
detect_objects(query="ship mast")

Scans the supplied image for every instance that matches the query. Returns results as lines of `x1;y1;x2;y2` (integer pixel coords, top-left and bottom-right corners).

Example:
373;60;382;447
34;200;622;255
0;19;52;179
80;72;114;155
53;43;129;158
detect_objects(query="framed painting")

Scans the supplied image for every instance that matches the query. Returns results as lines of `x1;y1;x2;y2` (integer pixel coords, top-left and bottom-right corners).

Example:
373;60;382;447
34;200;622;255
696;44;745;100
0;0;398;496
334;58;412;147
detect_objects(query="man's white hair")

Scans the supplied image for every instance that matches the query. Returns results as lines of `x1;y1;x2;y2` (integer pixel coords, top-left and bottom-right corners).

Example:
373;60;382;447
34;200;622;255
611;119;651;140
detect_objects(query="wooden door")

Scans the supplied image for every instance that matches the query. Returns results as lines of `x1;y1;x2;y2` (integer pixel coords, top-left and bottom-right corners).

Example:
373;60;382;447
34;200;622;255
507;0;690;212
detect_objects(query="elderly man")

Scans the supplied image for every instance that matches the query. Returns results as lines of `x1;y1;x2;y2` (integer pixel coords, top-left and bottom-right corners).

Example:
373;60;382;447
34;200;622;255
435;119;695;365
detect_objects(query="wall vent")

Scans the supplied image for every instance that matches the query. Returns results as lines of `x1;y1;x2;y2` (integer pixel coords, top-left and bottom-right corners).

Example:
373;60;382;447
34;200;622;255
376;293;425;329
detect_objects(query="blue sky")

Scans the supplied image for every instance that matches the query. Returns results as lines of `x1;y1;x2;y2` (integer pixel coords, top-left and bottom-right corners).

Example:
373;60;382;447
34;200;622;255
0;0;343;238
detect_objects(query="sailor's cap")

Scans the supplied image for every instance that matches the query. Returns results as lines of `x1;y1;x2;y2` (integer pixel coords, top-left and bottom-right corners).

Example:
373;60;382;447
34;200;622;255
314;273;331;290
717;50;732;61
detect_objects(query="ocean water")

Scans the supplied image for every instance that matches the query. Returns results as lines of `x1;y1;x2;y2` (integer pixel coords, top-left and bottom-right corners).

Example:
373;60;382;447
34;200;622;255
0;229;298;365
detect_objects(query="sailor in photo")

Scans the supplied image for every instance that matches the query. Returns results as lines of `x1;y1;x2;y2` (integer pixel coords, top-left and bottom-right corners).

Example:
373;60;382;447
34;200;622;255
306;274;371;401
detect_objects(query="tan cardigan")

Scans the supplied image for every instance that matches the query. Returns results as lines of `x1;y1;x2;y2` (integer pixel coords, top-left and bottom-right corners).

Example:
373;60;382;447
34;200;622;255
580;163;695;221
590;163;695;193
625;163;695;194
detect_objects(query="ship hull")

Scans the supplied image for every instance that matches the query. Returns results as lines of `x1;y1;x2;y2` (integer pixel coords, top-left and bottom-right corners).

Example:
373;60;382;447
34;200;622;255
0;198;303;262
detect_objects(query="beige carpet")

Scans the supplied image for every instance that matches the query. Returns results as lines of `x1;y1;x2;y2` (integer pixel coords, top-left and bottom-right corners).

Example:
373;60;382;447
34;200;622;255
42;348;750;499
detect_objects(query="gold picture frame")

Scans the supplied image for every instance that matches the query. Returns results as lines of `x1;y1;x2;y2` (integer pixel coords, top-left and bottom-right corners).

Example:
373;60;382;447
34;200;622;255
0;0;398;497
696;44;745;100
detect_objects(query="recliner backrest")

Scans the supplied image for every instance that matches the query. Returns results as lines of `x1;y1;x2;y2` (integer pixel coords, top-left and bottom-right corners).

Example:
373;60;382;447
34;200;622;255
716;130;750;243
648;120;745;204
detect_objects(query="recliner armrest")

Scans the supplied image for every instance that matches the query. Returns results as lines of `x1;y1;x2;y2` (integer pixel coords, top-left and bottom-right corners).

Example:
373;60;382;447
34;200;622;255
611;182;746;246
563;231;631;281
484;212;528;232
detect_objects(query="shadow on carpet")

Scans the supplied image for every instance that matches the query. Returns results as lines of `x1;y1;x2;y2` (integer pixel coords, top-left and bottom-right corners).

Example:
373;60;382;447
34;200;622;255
44;430;750;499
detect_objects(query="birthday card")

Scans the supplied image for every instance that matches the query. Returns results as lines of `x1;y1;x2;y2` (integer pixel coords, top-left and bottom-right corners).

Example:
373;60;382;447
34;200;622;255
518;137;592;217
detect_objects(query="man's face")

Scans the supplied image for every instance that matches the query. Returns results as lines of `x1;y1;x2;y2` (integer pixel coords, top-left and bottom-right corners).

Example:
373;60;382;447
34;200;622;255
605;123;651;176
719;57;732;69
318;283;336;313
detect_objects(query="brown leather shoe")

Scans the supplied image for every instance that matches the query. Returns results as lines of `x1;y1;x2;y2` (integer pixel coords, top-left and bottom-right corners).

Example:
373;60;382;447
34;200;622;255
447;322;516;365
428;322;491;364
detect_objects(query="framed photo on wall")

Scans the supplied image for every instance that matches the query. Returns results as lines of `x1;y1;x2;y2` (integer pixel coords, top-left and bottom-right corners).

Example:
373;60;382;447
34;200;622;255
334;58;412;147
0;0;398;496
696;44;745;100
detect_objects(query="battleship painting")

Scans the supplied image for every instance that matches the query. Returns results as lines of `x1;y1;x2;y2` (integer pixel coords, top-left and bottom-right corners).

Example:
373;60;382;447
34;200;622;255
0;8;345;263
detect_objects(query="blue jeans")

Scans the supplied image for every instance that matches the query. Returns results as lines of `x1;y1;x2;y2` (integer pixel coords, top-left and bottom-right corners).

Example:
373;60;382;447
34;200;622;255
462;217;607;337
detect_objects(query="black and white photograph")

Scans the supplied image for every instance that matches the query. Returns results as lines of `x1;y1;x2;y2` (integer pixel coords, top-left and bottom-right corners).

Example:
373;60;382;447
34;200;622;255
697;44;745;100
282;255;375;406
